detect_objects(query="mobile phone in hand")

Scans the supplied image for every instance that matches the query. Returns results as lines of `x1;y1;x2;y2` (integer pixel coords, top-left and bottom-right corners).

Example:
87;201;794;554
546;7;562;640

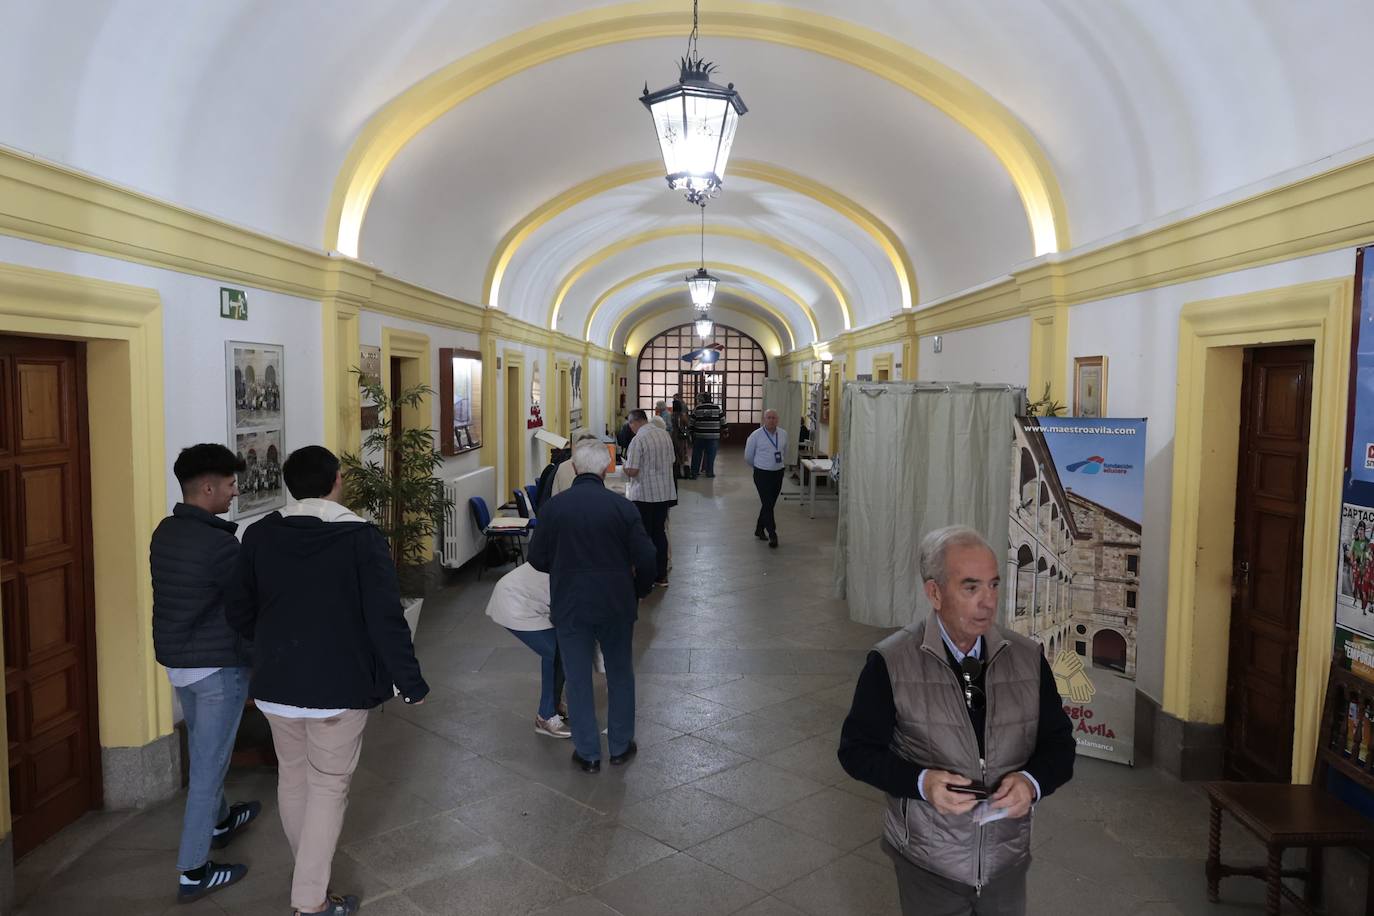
946;783;989;799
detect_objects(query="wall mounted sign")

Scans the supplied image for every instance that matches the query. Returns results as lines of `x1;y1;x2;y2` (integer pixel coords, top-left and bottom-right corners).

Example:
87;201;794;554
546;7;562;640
220;287;248;320
359;344;381;429
226;341;285;517
528;362;544;429
1073;355;1108;418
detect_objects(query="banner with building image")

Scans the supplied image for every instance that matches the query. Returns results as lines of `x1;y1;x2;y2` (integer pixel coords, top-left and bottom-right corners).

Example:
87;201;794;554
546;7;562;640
1009;416;1148;765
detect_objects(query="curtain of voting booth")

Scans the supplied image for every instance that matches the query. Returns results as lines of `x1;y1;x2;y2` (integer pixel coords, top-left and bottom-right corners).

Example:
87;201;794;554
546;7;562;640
762;378;805;466
835;382;1025;628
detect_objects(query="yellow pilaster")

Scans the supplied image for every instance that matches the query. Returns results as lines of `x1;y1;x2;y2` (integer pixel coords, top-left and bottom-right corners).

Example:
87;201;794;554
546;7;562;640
479;311;498;470
319;259;373;456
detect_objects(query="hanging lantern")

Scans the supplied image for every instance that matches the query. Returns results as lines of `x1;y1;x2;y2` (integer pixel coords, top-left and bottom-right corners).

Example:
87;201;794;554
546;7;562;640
695;314;715;338
640;1;747;205
686;267;717;309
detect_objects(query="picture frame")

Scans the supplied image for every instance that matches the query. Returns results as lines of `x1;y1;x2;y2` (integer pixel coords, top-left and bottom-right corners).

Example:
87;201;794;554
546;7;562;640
438;347;483;456
226;341;286;517
1074;355;1108;418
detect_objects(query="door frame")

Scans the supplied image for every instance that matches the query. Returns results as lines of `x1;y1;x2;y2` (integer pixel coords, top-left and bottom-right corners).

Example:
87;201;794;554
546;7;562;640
503;350;525;500
1164;277;1352;783
0;261;167;838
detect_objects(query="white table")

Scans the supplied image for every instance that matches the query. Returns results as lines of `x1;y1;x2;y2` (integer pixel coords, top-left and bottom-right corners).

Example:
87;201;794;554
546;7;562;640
800;458;836;518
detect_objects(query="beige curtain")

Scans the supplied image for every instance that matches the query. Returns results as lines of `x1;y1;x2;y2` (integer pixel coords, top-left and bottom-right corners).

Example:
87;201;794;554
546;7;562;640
834;382;1024;627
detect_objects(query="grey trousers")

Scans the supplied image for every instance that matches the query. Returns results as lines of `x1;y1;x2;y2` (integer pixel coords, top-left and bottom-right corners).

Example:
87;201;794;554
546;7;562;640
883;840;1029;916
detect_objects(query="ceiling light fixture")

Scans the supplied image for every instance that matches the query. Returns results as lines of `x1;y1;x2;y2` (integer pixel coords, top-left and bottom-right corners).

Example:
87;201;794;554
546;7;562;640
695;314;715;338
685;203;717;310
641;0;747;206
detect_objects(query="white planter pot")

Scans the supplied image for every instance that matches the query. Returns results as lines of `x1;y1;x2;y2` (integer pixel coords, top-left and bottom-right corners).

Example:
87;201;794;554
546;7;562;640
402;596;424;640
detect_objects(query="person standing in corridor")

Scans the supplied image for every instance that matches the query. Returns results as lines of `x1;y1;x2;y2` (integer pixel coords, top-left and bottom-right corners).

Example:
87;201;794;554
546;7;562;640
623;408;677;587
744;409;787;548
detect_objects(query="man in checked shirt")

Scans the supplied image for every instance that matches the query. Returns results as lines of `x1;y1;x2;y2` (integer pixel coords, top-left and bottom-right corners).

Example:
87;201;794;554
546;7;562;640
623;408;678;587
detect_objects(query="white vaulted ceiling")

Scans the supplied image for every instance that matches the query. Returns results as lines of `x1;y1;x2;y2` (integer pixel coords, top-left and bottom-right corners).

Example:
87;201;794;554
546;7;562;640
3;0;1374;350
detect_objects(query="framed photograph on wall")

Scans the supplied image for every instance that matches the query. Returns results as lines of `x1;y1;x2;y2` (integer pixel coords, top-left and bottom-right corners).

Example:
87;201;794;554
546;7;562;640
1074;355;1108;418
438;347;483;456
226;341;286;517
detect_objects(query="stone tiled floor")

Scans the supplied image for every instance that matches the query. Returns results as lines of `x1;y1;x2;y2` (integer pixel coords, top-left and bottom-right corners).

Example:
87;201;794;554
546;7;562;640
18;450;1279;915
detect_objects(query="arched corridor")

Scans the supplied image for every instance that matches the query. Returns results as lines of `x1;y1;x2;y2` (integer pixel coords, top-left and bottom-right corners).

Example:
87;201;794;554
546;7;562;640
16;457;1271;915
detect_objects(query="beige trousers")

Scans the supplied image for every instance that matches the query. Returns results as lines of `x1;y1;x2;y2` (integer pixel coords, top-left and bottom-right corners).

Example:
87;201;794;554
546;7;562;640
264;709;369;912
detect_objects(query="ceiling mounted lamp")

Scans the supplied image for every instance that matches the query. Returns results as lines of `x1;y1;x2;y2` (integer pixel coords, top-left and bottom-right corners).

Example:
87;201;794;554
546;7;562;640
685;204;717;309
694;314;715;338
641;0;747;206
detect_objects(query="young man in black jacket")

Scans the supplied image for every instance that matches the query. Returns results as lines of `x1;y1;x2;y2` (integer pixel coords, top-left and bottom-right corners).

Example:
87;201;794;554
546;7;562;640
150;443;261;904
230;446;428;916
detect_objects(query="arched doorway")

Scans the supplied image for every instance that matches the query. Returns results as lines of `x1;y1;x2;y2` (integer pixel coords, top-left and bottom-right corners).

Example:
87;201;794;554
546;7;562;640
1092;629;1128;672
637;323;767;433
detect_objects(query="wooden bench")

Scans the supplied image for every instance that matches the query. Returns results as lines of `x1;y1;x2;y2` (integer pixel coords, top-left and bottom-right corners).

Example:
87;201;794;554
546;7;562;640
1205;664;1374;914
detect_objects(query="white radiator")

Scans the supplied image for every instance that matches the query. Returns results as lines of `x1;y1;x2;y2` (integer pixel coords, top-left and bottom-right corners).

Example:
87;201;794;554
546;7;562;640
441;466;497;568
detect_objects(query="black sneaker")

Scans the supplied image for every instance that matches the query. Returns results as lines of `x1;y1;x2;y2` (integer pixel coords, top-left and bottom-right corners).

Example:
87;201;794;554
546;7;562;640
298;894;361;915
211;800;262;849
177;861;247;904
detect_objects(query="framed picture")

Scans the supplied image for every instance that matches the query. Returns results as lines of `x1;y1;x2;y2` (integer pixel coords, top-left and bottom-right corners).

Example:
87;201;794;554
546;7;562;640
226;341;286;517
1074;355;1108;418
438;347;483;455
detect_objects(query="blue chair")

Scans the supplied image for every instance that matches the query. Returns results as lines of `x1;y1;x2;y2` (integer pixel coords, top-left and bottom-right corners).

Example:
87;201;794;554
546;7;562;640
513;487;539;521
525;484;538;508
468;496;530;579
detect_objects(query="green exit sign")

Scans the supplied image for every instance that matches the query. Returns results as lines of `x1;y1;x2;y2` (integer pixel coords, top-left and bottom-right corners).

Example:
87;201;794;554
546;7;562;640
220;287;248;320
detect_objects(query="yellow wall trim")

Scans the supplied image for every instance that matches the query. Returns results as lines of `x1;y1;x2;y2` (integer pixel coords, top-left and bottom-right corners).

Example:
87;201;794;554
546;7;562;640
547;223;852;333
0;261;169;833
1163;277;1351;783
324;1;1067;260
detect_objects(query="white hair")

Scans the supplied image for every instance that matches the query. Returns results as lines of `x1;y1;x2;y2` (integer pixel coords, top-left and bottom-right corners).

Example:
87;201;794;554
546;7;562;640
650;414;667;429
919;525;994;584
571;439;610;476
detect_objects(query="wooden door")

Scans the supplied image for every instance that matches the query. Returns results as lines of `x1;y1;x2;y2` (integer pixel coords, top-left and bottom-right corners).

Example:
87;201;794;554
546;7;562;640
1224;344;1313;782
0;336;100;856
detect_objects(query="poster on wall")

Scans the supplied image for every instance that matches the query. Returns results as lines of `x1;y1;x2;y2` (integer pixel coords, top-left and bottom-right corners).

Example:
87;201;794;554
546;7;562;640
1009;415;1148;765
569;359;583;429
528;362;544;429
1337;246;1374;678
226;341;286;517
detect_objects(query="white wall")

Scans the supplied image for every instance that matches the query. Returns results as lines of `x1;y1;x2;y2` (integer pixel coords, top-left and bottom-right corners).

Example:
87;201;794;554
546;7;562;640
917;317;1031;387
1065;246;1356;704
0;235;324;525
854;343;901;379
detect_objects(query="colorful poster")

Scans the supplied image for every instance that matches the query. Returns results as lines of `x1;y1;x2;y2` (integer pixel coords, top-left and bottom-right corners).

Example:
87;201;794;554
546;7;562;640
1339;247;1374;681
1009;416;1148;765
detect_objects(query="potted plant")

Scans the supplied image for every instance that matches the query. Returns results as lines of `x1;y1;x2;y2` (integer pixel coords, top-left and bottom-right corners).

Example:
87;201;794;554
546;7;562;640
341;371;453;635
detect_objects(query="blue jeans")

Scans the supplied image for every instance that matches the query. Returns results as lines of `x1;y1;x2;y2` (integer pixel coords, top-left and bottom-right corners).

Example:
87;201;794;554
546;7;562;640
557;617;635;761
507;627;564;719
174;667;250;870
691;438;719;476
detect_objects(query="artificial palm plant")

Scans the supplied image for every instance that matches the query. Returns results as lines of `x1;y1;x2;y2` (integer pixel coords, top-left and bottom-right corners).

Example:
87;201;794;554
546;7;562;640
341;371;453;590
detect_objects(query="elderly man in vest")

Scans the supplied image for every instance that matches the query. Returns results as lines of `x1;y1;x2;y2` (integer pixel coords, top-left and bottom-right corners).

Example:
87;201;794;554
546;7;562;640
838;526;1074;915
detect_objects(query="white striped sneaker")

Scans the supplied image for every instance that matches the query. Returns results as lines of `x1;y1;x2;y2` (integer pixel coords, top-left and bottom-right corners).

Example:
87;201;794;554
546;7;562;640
535;714;572;738
176;860;247;903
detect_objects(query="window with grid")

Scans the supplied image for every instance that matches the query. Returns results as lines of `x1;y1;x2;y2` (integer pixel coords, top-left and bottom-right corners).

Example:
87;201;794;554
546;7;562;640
636;324;768;424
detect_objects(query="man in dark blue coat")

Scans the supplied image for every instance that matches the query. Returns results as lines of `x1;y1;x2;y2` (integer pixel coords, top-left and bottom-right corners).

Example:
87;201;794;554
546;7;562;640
529;438;657;772
150;443;261;904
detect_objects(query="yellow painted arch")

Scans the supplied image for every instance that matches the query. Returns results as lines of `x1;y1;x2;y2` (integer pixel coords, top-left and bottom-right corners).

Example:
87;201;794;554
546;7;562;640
324;2;1068;262
609;287;797;353
621;298;787;357
548;223;851;332
584;261;818;343
487;159;915;313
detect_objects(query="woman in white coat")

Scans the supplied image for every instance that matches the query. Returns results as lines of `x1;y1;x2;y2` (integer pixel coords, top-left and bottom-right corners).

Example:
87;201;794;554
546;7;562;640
484;562;570;738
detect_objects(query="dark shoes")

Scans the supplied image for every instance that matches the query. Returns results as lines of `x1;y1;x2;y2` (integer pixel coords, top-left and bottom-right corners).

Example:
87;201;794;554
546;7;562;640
297;894;360;915
572;750;601;773
768;532;779;548
177;861;247;904
610;741;638;766
754;527;767;540
210;800;261;849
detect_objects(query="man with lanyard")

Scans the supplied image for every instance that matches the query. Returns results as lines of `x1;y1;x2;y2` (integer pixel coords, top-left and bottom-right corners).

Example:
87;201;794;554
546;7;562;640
743;409;787;548
837;526;1075;915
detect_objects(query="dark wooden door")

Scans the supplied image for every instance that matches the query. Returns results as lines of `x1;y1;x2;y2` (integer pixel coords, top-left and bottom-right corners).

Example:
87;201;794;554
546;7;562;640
0;336;100;855
1224;344;1313;782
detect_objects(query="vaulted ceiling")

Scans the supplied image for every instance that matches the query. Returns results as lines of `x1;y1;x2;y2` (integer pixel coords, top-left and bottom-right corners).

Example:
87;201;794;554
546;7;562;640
3;0;1371;352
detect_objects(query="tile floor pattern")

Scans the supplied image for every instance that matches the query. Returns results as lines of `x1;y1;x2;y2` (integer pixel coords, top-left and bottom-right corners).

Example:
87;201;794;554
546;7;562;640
18;449;1279;915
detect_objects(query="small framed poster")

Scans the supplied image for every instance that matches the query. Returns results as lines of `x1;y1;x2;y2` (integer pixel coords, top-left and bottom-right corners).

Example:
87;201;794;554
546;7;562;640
1073;355;1108;418
226;341;286;517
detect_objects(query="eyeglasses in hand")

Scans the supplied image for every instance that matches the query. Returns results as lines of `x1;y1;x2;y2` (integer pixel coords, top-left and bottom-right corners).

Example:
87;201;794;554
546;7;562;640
960;655;985;712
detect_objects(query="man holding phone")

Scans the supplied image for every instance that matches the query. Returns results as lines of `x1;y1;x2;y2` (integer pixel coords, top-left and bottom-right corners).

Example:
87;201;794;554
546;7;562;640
838;526;1075;915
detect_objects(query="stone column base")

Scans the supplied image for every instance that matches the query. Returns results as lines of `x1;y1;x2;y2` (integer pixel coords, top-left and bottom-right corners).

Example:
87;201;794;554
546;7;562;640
101;731;181;809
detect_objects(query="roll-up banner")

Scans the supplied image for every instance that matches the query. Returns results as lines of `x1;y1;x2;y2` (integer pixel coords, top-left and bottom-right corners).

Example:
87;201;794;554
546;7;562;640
1009;416;1148;765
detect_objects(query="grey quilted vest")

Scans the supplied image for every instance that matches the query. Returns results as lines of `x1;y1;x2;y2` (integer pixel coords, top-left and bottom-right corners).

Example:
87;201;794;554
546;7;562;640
874;613;1042;889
